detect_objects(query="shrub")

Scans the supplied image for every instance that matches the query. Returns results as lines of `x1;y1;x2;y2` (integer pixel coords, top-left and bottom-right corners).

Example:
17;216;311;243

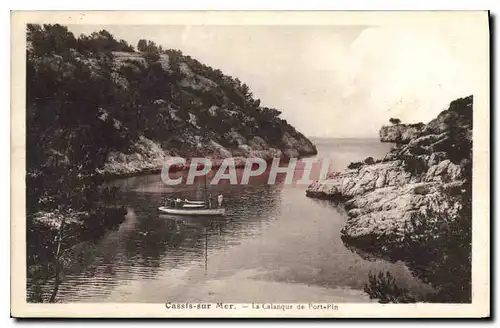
348;161;363;169
144;51;160;63
364;272;417;303
401;155;427;175
364;156;375;165
389;118;401;125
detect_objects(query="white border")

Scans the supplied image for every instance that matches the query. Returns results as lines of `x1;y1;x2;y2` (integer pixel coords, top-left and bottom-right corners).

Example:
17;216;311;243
9;9;491;319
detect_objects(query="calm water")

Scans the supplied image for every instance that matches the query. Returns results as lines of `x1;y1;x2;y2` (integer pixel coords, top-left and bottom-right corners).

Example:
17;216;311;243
54;138;432;302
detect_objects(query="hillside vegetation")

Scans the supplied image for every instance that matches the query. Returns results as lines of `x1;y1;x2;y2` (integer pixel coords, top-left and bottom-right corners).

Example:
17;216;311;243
27;24;316;213
26;24;317;302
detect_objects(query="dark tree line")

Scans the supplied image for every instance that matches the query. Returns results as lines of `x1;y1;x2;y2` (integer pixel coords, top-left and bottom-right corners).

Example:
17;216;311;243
27;24;130;213
27;24;285;214
26;23;310;303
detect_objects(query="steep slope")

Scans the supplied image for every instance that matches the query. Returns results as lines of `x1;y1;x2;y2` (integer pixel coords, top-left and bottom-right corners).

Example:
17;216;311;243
26;24;316;211
306;95;472;255
100;51;317;176
379;123;425;143
306;96;472;302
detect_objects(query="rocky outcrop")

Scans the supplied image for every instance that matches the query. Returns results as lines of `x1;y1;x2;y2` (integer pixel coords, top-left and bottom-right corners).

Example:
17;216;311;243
98;52;317;177
98;129;316;177
29;207;127;238
307;96;472;255
27;25;317;185
379;123;425;143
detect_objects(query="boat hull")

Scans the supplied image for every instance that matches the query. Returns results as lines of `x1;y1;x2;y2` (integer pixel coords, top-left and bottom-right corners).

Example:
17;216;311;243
158;206;225;216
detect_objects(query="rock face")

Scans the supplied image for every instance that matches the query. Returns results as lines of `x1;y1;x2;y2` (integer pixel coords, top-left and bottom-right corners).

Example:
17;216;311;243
98;51;318;176
379;123;425;143
27;29;317;179
306;96;472;255
98;51;317;175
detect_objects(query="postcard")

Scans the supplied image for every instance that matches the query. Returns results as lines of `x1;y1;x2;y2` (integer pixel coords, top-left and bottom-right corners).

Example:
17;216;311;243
11;10;490;318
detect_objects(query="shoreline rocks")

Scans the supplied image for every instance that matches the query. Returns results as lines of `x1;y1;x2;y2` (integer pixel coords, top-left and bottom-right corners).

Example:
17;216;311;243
306;95;472;257
97;134;317;178
29;206;128;239
379;123;424;143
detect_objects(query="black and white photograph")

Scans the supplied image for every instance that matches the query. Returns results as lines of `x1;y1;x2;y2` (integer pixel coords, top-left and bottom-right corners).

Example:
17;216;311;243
10;11;490;318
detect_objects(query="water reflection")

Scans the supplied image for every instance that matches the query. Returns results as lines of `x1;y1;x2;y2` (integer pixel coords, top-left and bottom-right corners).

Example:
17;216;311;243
52;139;433;302
55;168;285;301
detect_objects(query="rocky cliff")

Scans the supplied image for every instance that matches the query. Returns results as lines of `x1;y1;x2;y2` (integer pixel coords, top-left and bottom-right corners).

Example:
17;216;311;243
97;52;317;176
27;25;320;301
26;24;317;209
306;96;472;256
379;123;425;143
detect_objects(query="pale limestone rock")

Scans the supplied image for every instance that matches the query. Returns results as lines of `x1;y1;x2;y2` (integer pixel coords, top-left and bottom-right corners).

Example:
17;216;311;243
209;140;232;158
307;95;471;255
340;182;462;246
379;124;423;143
424;159;462;182
208;106;219;117
427;152;448;166
247;136;268;150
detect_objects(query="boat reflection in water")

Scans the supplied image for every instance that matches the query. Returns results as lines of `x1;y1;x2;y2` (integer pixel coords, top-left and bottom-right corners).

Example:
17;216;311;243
158;200;226;216
158;173;226;216
158;215;222;274
49;140;433;302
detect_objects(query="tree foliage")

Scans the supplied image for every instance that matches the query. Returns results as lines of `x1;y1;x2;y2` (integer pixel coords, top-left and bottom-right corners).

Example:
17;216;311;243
27;24;130;213
26;23;315;303
27;24;290;214
364;272;416;303
389;117;401;125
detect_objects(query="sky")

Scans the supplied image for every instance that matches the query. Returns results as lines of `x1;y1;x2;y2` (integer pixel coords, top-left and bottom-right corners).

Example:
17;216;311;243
68;23;482;138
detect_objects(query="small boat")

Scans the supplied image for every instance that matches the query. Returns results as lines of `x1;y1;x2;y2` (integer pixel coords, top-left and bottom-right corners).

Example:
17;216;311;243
181;203;205;208
183;199;205;205
158;206;225;216
159;175;226;216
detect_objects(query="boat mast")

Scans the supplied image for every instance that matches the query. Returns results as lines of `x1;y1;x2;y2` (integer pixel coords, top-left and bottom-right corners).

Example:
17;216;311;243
204;173;208;208
204;227;208;272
